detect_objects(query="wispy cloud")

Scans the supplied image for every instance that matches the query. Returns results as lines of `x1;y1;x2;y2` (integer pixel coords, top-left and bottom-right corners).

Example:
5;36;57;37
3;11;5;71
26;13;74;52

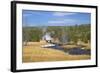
23;11;41;17
53;12;77;16
23;13;33;17
23;23;48;27
48;21;65;24
48;19;76;24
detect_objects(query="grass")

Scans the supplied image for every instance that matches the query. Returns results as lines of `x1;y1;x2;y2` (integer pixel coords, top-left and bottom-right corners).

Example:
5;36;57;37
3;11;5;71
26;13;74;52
22;42;91;63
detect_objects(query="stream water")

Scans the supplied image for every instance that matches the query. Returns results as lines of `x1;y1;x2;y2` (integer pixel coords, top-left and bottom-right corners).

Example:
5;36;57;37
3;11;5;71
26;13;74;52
45;44;91;55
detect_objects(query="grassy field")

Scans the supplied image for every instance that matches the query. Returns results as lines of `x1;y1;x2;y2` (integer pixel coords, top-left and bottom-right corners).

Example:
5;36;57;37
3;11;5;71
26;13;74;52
22;42;90;63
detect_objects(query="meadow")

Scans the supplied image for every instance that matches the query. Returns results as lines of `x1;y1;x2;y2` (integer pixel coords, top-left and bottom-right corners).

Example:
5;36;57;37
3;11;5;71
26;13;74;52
22;42;90;63
22;24;91;63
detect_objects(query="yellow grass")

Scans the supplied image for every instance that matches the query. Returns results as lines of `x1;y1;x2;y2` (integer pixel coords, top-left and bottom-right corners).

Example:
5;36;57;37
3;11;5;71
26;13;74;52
62;44;91;50
22;42;91;63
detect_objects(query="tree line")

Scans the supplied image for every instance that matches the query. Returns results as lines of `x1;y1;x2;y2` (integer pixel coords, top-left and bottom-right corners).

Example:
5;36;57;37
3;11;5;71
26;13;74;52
23;24;90;44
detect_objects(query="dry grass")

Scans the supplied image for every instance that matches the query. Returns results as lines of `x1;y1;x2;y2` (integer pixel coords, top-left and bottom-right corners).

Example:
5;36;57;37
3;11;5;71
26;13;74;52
22;42;91;63
62;44;91;50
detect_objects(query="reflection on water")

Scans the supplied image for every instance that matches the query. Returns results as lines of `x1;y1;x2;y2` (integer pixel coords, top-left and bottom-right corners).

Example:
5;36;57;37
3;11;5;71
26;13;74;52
45;44;91;55
65;48;91;55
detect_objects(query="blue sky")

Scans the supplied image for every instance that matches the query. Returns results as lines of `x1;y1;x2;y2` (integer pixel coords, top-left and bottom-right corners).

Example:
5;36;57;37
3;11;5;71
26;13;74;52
22;10;91;27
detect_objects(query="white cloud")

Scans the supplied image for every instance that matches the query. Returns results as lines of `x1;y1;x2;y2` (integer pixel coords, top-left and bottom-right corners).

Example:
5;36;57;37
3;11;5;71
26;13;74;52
23;13;33;17
53;12;76;16
64;19;76;22
48;20;65;24
48;19;76;24
23;12;42;17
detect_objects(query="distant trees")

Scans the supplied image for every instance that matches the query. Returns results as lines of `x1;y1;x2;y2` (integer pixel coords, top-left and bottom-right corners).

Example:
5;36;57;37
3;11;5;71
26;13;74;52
46;26;62;39
23;27;42;45
23;24;90;45
66;24;90;43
